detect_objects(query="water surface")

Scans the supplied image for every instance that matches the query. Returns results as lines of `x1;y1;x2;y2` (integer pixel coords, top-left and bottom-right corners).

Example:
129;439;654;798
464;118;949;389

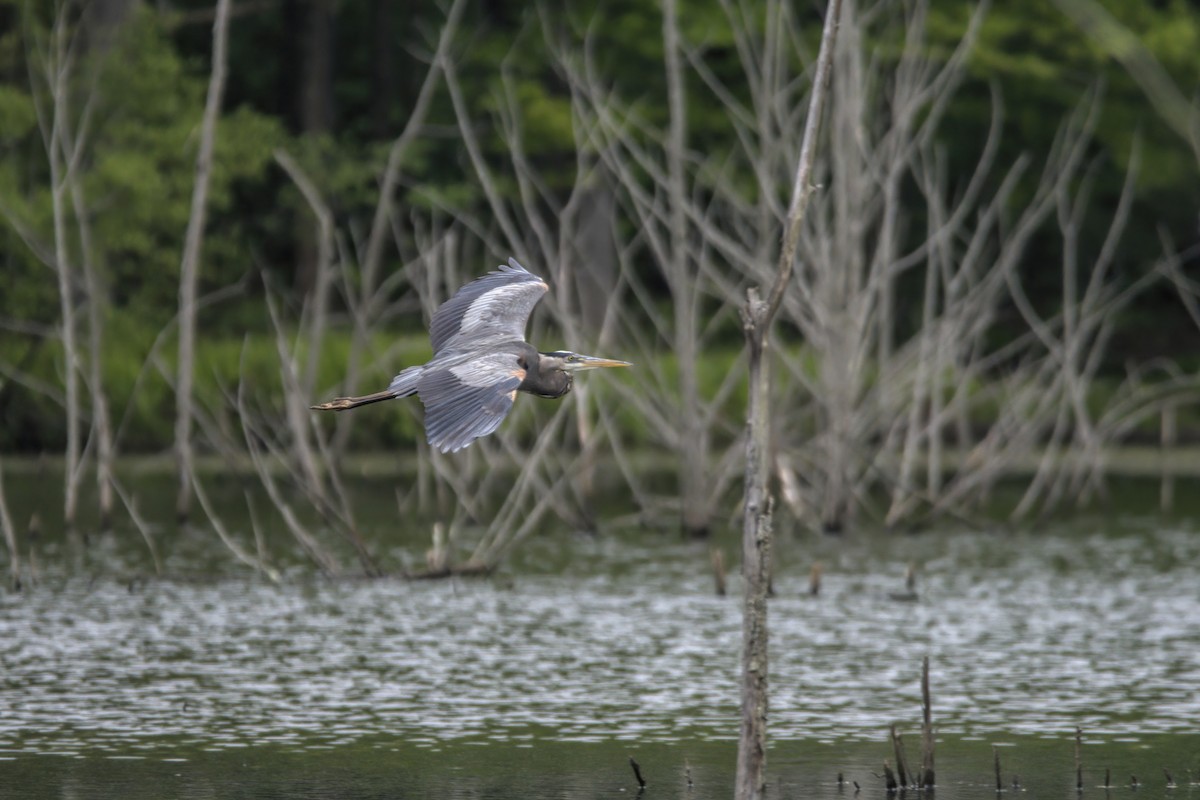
2;475;1199;797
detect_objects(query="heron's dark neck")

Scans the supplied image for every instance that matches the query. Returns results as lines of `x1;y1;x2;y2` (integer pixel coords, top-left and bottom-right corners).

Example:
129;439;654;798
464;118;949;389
517;346;572;399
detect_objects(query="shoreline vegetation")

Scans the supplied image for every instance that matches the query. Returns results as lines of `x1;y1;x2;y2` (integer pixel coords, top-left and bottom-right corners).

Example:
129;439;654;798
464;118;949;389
3;0;1200;543
6;445;1200;480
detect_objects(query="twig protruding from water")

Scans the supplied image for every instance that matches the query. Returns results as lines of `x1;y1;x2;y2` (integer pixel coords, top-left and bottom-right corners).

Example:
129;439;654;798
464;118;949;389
888;563;919;602
629;756;646;789
920;656;935;788
1075;726;1083;792
994;745;1003;792
883;760;899;793
891;725;911;788
711;549;726;596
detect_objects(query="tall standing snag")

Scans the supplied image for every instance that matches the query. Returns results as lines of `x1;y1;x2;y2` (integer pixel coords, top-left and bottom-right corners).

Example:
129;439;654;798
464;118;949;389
735;2;844;799
174;0;232;522
31;7;83;531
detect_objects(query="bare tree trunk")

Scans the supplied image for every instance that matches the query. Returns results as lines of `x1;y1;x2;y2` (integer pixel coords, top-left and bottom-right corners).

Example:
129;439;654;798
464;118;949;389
175;0;232;522
74;170;115;529
737;293;773;800
41;11;83;532
736;2;842;797
815;0;867;534
59;105;116;529
27;2;128;533
662;0;710;537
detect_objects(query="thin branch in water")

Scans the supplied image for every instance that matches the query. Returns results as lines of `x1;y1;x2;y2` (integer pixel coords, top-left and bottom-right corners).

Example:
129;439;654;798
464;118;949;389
110;476;164;576
0;459;22;591
191;472;281;582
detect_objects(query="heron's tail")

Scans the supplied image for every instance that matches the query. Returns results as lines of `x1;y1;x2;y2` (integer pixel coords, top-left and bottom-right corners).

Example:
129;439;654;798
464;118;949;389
310;367;422;412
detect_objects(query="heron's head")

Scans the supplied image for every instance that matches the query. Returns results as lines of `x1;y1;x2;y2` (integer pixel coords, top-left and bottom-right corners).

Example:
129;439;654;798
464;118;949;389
539;350;633;373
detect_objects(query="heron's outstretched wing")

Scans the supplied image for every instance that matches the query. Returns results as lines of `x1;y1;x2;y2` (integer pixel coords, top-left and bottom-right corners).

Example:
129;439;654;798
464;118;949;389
429;258;549;354
417;350;527;453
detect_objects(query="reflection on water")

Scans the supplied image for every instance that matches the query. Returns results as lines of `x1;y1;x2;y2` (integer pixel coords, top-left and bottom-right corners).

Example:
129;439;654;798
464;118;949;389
2;487;1200;797
5;521;1200;752
3;733;1193;800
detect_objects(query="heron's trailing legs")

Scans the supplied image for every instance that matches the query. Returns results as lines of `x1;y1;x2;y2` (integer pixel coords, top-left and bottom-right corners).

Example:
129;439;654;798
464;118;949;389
310;390;398;411
312;366;423;412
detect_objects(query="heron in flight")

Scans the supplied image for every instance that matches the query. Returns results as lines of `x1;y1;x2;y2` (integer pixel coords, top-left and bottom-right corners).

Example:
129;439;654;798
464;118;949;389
312;258;631;453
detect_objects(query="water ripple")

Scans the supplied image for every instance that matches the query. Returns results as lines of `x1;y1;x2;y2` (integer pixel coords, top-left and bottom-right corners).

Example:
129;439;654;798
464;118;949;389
2;520;1199;755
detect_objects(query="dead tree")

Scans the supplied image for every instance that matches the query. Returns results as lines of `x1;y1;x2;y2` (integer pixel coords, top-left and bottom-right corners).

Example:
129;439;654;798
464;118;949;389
28;5;84;531
175;0;231;522
57;82;116;530
21;3;125;532
736;3;843;798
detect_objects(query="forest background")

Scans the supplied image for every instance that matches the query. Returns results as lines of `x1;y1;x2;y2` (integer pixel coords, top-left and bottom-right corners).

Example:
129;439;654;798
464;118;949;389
2;0;1200;549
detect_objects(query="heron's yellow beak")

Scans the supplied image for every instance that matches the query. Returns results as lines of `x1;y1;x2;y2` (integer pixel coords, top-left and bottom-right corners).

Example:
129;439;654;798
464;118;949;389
567;354;634;371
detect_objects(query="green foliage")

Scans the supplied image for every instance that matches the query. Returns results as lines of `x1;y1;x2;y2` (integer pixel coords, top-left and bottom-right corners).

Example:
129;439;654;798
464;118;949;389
1;0;1199;459
0;5;285;327
86;10;284;319
929;0;1200;284
0;84;35;141
0;305;432;452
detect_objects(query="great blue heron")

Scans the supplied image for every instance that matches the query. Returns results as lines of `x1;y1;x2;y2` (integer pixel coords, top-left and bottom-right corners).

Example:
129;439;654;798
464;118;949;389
312;258;631;453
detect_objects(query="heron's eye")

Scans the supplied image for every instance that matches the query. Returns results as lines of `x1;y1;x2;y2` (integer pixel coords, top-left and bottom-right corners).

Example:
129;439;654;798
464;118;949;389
568;355;578;362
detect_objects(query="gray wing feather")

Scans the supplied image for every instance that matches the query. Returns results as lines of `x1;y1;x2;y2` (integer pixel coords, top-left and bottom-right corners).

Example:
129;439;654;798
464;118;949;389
429;258;549;354
387;365;423;396
417;351;525;453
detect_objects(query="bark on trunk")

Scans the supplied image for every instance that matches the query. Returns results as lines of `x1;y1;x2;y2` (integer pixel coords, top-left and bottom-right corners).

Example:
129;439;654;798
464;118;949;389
736;292;773;800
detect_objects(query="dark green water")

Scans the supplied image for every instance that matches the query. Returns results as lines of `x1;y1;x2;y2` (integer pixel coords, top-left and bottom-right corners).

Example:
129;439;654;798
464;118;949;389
2;471;1199;798
3;735;1197;799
